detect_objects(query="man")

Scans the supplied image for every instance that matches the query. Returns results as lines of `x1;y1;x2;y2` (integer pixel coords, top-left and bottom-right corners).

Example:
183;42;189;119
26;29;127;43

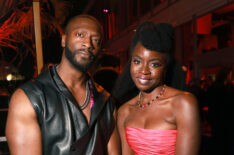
6;14;120;155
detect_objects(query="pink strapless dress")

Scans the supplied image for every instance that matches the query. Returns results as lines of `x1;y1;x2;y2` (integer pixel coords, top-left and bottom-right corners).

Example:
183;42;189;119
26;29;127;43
125;127;177;155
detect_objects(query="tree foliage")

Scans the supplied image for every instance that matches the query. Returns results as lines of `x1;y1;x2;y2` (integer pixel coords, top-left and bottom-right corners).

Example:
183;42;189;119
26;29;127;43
0;0;71;67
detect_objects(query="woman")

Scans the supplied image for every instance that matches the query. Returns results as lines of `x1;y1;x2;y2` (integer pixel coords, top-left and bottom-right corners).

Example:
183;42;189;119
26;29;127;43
114;22;200;155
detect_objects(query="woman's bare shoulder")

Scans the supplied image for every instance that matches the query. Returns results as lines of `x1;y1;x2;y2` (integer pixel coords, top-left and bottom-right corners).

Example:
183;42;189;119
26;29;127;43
166;87;198;113
165;86;197;108
117;97;137;120
166;86;196;100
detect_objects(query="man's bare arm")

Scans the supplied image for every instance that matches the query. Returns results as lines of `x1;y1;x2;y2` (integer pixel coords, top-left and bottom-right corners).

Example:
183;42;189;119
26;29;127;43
6;89;42;155
107;109;121;155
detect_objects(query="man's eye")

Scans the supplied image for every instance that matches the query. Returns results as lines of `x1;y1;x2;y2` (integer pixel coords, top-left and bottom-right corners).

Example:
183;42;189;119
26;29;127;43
77;33;83;37
93;38;100;44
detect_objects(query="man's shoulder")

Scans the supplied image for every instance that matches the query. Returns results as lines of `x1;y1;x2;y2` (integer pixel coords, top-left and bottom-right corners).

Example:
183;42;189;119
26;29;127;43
91;79;112;103
25;68;53;84
21;70;53;96
91;80;117;112
92;80;109;95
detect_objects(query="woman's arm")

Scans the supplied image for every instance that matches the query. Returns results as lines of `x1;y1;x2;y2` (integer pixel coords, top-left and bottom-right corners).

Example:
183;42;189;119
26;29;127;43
117;105;134;155
174;92;201;155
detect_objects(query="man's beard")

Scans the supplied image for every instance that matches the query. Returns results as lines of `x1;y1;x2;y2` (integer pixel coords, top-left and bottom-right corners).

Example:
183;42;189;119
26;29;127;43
65;45;95;72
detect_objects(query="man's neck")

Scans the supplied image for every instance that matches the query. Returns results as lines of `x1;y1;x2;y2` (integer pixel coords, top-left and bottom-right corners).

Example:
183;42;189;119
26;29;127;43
57;62;88;89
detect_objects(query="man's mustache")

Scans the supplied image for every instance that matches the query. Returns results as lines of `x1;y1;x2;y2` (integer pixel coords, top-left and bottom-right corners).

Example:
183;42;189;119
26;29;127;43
74;49;95;58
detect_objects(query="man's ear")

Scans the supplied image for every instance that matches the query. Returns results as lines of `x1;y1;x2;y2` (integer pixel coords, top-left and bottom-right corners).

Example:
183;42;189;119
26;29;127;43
61;34;66;48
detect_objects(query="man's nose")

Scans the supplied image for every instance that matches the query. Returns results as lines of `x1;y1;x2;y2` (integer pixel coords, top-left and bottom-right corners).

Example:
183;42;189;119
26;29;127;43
83;37;93;49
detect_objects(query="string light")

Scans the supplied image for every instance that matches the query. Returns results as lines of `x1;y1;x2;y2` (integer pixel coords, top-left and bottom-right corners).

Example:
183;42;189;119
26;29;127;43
103;9;109;13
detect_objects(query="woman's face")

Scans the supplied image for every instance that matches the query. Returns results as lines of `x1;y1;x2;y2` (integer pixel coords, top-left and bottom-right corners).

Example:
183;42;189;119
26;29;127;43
130;42;166;92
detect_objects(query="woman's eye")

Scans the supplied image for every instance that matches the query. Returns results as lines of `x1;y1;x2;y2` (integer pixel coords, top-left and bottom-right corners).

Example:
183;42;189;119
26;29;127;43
133;59;140;65
151;63;161;67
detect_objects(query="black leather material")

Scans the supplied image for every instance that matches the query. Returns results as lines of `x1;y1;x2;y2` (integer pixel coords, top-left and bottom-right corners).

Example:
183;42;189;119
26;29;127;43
21;65;115;155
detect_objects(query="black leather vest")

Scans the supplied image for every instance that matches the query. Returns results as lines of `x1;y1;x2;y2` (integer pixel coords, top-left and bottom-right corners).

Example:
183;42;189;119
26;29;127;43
21;66;115;155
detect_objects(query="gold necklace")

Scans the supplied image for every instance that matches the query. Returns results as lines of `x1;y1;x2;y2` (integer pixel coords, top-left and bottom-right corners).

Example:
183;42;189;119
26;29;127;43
137;84;166;108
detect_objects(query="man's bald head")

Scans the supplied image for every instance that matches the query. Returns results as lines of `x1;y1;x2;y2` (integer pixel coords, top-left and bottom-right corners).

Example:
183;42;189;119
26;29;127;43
64;14;103;39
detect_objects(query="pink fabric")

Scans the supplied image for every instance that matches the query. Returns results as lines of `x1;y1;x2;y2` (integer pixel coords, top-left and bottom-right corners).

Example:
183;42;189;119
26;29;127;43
126;127;177;155
88;81;94;109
